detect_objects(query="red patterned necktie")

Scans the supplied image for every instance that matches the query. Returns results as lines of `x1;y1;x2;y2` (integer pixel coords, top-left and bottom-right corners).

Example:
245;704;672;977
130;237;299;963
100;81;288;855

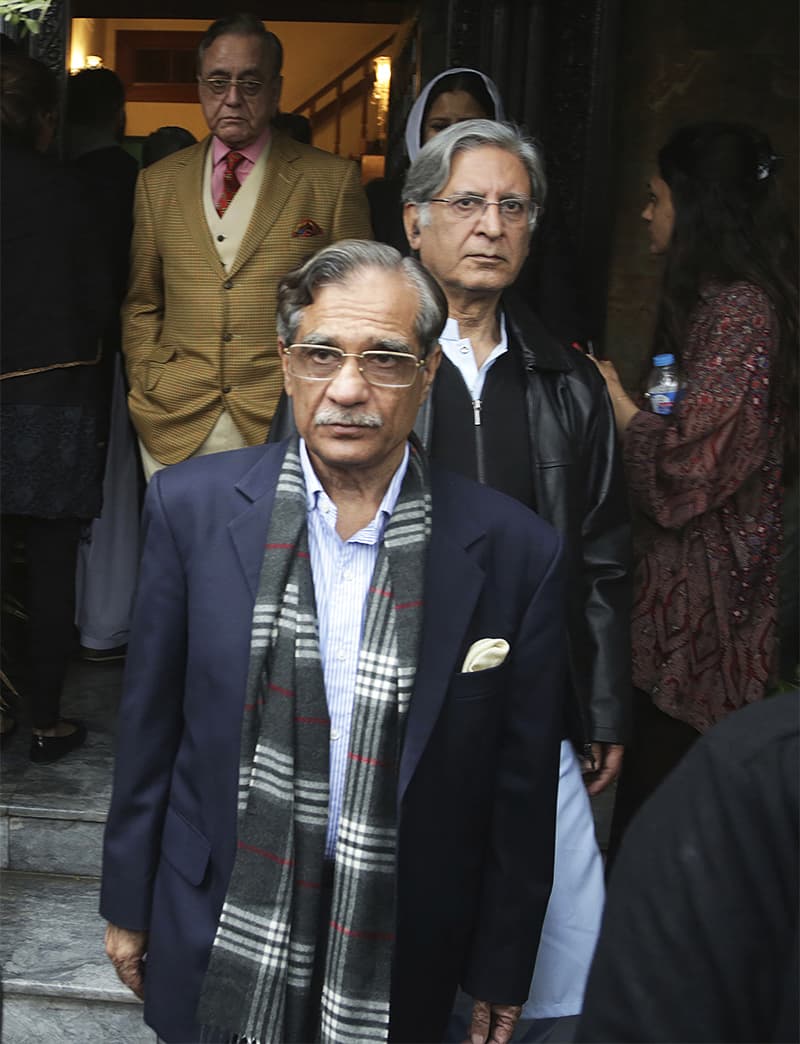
216;150;245;217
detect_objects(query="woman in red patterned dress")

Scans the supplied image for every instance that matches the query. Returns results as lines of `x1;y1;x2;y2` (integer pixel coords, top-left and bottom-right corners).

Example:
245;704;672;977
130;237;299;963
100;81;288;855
592;122;798;863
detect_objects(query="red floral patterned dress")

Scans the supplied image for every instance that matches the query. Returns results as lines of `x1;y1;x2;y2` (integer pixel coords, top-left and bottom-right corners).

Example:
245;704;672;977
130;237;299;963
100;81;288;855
624;281;783;733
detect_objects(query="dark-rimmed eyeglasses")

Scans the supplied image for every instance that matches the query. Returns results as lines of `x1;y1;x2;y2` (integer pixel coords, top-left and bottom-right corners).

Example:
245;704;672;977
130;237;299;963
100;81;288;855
283;344;427;388
198;76;265;97
428;193;538;225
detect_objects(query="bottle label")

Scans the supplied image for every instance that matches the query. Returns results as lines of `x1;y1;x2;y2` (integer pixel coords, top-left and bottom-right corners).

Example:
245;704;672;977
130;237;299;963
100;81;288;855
650;390;677;415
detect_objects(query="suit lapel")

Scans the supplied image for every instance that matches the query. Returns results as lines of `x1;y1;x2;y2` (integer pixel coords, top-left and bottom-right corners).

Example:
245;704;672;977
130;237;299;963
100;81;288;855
230;133;301;277
398;476;487;806
227;443;287;599
175;138;224;279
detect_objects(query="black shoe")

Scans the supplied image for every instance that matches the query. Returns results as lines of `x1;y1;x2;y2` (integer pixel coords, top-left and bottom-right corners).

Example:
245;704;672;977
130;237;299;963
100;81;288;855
79;644;127;664
0;715;17;748
30;719;87;764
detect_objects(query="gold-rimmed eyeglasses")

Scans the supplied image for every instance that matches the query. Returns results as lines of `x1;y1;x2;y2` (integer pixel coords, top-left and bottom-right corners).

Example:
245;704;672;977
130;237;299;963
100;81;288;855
198;76;265;97
283;344;426;388
428;193;538;225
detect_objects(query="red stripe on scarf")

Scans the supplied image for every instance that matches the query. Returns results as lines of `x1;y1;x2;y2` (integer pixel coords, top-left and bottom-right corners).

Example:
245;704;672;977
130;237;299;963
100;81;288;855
238;841;294;866
330;920;395;942
295;715;330;725
395;599;424;609
269;683;295;697
348;752;388;767
369;586;392;598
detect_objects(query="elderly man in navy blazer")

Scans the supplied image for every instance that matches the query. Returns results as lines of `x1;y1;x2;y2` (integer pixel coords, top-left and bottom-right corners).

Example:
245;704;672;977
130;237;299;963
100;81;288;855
101;240;567;1044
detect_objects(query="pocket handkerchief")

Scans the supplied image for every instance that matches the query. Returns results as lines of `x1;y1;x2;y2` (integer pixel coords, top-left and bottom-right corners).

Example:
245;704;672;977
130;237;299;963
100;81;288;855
461;638;510;673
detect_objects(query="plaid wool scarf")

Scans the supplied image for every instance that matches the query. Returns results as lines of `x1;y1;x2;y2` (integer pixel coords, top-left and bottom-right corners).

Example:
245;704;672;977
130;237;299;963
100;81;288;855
197;437;431;1043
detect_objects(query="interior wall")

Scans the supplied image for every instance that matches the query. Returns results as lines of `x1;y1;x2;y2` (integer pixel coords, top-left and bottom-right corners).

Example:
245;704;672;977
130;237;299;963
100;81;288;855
69;18;394;149
605;0;798;386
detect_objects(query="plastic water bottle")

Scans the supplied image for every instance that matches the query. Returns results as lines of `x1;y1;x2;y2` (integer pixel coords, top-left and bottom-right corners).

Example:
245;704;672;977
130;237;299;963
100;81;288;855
645;353;680;415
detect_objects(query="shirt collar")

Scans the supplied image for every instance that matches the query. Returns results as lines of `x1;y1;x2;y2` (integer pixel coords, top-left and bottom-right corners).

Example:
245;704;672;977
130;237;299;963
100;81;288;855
212;126;271;167
299;438;410;542
440;312;508;350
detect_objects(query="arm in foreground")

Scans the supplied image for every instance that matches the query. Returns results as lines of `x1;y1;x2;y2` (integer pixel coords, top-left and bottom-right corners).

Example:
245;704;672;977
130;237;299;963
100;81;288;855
575;693;800;1043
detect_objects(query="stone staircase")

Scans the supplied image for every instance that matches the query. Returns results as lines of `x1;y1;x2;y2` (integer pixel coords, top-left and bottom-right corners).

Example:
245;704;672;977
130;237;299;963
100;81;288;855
1;662;156;1042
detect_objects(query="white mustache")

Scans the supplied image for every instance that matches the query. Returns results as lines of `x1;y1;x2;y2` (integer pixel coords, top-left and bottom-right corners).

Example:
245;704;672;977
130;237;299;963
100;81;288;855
313;408;383;428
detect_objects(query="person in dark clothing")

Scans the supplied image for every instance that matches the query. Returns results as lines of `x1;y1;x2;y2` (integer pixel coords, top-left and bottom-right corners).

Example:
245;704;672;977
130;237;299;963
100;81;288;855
66;66;142;664
141;125;197;168
66;68;139;312
1;53;112;761
366;68;588;344
575;690;799;1044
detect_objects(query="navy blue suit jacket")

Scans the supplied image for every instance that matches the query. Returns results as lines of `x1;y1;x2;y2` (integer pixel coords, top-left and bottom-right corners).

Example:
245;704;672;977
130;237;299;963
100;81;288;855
100;441;567;1043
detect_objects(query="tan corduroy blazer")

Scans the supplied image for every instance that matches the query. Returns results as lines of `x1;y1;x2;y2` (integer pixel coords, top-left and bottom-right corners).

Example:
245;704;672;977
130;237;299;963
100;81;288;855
122;131;373;465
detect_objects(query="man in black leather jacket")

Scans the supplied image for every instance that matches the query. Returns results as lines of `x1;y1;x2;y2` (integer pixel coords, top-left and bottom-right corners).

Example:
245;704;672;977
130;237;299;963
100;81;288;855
403;119;632;777
402;120;632;1035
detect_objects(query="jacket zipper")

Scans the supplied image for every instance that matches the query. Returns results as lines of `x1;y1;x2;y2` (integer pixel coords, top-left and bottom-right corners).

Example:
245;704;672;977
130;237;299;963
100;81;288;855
472;398;487;485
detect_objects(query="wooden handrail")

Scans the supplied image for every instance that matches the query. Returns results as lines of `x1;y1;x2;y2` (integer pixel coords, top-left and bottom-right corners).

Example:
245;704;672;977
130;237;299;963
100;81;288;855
292;33;395;117
292;33;394;154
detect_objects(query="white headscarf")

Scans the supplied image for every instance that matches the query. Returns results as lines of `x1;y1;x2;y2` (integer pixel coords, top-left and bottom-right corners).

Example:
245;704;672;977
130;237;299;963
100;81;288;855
403;68;505;163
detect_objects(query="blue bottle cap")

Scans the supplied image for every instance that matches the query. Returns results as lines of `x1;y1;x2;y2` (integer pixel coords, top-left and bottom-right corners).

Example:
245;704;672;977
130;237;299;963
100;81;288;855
653;353;676;367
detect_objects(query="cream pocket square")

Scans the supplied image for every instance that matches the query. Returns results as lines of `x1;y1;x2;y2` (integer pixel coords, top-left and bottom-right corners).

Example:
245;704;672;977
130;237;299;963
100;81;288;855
461;638;510;673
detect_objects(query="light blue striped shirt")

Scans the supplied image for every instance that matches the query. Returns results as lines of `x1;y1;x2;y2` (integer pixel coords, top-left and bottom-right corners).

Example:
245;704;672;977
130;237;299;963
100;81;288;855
299;438;410;856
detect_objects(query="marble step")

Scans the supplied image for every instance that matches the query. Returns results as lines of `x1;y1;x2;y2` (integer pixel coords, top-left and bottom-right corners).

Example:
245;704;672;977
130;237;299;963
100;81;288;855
1;870;156;1043
1;665;121;878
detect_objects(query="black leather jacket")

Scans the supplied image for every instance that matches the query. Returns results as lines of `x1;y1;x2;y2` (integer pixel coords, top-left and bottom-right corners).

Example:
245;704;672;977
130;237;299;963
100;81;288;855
268;292;632;745
415;293;632;747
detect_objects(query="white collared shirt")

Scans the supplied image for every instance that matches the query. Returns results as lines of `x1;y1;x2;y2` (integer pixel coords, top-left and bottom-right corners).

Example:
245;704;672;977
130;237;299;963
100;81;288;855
299;438;410;856
439;313;509;398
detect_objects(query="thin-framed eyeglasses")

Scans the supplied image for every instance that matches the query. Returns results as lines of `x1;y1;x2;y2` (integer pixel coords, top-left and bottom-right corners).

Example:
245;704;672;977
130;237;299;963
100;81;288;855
428;193;539;225
198;76;265;97
283;344;427;388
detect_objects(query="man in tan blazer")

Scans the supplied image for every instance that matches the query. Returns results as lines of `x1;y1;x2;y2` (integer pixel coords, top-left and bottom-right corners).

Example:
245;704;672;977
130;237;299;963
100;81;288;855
123;13;372;477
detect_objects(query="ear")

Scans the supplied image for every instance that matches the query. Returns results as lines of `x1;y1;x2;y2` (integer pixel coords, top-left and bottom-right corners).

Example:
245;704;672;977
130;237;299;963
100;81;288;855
278;338;294;397
418;345;441;405
403;203;422;250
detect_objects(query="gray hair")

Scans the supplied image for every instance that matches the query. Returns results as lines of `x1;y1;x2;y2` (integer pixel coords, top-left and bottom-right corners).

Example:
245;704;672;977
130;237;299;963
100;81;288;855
276;240;448;357
402;119;547;232
197;14;283;77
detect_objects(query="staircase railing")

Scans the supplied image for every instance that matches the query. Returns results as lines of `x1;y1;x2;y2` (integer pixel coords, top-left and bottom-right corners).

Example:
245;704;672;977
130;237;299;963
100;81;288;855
292;34;395;155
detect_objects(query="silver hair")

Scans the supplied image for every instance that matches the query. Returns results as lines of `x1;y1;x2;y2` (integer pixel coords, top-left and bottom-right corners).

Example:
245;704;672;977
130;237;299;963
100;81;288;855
402;119;547;233
276;240;448;357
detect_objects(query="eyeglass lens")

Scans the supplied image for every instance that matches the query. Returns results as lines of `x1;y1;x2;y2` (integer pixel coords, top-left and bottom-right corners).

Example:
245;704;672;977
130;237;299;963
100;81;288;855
289;346;420;387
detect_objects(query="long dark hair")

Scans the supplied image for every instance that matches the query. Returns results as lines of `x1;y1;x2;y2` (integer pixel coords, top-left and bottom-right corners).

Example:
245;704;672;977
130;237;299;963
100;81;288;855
652;121;798;473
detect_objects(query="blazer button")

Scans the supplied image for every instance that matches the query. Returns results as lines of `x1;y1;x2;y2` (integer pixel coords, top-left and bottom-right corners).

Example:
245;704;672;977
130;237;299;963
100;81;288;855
223;279;233;290
222;385;232;394
222;332;233;342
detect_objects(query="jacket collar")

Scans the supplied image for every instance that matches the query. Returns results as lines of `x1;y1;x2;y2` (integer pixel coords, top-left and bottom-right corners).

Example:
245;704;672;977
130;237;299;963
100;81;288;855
414;291;574;446
398;466;488;805
225;441;489;809
173;131;304;280
502;290;575;373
